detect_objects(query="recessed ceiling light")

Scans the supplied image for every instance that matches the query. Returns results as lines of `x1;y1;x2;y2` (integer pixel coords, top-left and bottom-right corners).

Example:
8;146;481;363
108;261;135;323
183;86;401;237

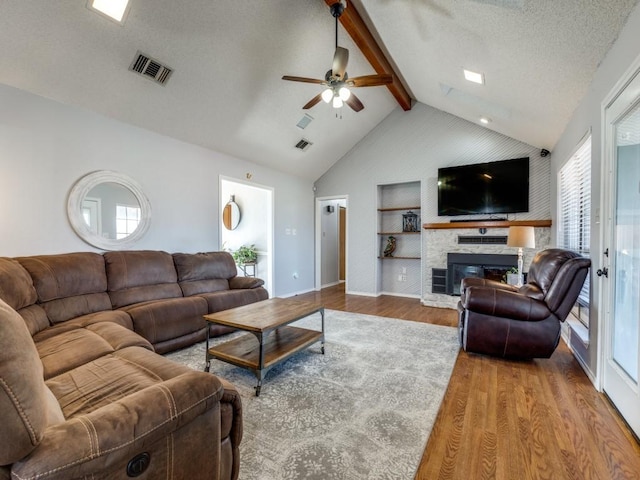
464;69;485;85
88;0;130;23
480;117;491;124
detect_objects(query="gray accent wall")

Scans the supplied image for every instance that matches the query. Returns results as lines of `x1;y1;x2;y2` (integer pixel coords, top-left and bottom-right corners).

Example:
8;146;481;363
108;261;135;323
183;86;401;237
314;102;550;298
0;83;315;298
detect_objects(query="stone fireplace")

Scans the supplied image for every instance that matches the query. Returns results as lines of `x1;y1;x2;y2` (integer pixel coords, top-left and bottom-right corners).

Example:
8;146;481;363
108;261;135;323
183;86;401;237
421;222;551;309
446;252;517;295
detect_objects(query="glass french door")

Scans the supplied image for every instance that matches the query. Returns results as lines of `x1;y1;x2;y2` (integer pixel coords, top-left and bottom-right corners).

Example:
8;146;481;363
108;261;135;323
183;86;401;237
602;68;640;438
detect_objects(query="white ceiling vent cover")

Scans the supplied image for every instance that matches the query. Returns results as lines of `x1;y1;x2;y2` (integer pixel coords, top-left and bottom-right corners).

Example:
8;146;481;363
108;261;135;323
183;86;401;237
296;114;314;130
295;139;313;151
129;51;173;85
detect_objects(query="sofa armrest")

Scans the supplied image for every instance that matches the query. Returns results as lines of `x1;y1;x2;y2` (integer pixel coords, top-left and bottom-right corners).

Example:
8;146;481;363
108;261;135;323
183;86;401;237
229;276;264;289
11;371;223;480
462;286;551;321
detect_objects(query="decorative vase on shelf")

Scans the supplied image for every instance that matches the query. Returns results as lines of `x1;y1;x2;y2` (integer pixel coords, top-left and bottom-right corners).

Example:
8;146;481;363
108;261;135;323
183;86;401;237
383;236;396;257
402;211;418;232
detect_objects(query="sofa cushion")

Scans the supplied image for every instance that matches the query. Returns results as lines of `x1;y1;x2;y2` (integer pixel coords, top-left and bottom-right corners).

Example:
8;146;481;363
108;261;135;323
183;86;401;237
46;346;212;419
18;253;112;324
0;257;37;311
119;296;208;346
31;309;133;343
34;323;153;380
105;251;183;308
0;299;64;465
173;252;238;295
198;288;269;313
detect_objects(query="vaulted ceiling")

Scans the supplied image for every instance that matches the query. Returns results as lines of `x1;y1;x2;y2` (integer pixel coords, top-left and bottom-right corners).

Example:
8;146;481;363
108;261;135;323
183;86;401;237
1;0;637;180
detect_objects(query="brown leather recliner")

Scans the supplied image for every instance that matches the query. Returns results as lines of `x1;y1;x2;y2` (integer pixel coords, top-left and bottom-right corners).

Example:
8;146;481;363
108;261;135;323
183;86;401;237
457;248;591;359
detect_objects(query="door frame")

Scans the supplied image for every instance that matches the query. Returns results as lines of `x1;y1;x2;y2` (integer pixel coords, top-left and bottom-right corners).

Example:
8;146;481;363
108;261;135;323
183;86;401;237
598;54;640;437
598;52;640;392
219;175;274;298
315;195;348;292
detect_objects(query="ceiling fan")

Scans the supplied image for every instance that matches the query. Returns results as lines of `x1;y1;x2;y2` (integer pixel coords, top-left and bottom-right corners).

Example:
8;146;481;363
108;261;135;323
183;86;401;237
282;1;392;112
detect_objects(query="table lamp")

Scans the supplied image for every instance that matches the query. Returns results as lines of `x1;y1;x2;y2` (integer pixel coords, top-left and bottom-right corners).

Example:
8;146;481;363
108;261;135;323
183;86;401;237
507;226;535;287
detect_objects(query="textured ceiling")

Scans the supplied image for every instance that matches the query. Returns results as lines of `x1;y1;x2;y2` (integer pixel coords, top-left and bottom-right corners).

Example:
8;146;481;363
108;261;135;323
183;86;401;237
0;0;638;180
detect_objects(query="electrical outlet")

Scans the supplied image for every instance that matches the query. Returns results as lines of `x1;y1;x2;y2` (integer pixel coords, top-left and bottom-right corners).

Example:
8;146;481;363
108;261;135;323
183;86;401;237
401;274;407;282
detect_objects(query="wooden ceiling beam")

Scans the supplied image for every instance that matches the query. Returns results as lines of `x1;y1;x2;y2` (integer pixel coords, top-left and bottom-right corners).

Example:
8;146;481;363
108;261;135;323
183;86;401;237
324;0;412;111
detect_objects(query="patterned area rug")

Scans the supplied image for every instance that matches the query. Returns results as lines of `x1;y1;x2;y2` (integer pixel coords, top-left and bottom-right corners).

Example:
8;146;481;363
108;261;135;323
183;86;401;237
165;309;459;480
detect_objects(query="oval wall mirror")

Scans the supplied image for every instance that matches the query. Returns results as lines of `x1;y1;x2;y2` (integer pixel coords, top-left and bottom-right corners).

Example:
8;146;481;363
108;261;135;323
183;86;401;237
67;170;151;250
223;195;241;230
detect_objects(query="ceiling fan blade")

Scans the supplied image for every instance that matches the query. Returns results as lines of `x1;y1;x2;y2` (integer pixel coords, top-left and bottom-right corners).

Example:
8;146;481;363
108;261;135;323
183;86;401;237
348;74;393;87
345;92;364;112
302;93;323;110
282;75;326;85
331;47;349;80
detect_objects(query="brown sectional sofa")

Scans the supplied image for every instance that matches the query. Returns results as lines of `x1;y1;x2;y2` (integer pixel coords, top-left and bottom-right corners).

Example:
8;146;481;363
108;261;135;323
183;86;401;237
0;250;268;480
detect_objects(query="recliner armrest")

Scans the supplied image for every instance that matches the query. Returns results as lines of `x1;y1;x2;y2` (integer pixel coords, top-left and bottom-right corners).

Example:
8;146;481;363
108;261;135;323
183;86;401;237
229;276;264;289
462;286;551;321
12;371;224;480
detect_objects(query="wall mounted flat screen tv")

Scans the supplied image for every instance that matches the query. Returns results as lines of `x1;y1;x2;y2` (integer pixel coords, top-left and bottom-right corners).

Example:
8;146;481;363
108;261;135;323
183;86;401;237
437;157;529;216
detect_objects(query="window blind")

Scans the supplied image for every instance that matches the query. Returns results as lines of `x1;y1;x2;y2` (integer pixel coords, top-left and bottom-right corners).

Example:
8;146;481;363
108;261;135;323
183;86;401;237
558;134;591;319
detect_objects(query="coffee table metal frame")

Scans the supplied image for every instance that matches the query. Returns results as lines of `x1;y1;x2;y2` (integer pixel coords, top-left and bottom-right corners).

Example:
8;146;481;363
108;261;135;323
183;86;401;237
204;299;325;396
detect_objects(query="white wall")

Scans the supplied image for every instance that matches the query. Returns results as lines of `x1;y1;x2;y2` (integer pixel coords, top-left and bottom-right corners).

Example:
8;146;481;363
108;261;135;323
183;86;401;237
0;83;314;298
314;102;549;297
550;2;640;381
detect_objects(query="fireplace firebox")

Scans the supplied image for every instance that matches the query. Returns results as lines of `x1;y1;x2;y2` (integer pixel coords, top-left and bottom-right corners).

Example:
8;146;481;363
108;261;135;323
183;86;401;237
447;253;517;295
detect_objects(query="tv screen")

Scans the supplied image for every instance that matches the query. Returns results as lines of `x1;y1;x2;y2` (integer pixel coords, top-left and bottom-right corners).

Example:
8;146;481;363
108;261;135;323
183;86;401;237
437;157;529;216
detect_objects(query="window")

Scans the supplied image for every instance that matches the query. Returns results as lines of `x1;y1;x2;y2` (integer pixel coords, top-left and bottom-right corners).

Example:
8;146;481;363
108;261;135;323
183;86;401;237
558;133;591;327
116;204;140;239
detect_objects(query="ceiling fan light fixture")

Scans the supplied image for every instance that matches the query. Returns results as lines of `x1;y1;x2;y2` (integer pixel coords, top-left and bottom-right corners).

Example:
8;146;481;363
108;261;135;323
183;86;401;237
332;96;344;108
321;88;334;103
339;87;351;101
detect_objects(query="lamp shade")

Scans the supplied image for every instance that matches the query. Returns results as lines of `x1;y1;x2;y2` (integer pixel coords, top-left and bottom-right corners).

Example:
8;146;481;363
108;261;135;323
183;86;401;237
507;226;535;248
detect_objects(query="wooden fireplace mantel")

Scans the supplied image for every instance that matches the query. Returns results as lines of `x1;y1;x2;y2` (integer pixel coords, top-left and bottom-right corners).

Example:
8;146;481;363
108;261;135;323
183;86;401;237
422;220;552;230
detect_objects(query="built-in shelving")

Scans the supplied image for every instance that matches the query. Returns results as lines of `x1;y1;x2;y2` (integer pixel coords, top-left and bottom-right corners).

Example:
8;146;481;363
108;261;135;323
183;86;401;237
377;182;422;297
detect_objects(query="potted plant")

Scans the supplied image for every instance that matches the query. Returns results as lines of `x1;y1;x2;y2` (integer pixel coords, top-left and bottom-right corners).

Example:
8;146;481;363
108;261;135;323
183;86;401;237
504;266;520;285
232;244;258;265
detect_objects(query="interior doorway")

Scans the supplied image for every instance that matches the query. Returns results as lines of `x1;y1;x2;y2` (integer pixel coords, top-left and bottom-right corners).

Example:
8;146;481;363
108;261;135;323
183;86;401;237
315;195;348;291
220;176;274;297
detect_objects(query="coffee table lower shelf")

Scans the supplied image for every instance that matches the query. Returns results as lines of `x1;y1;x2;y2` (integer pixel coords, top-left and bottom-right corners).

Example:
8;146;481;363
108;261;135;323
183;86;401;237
206;325;324;395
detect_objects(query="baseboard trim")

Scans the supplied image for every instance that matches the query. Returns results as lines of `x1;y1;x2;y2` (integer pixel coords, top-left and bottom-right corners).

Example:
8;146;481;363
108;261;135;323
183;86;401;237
380;291;421;299
345;290;379;297
281;288;316;298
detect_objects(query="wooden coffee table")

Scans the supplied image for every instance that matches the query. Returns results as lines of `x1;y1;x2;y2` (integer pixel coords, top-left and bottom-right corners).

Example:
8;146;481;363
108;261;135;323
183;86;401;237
203;298;324;396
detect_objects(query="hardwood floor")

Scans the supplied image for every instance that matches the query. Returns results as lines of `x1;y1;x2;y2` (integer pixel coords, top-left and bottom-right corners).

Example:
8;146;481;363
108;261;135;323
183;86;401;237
294;284;640;480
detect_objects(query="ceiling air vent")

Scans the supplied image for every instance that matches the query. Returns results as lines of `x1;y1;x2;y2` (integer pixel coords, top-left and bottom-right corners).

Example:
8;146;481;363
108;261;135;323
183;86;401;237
296;114;314;130
295;139;313;151
129;51;173;85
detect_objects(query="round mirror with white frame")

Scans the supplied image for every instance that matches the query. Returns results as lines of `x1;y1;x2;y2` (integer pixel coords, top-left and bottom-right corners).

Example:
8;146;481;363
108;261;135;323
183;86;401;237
223;195;241;230
67;170;151;250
